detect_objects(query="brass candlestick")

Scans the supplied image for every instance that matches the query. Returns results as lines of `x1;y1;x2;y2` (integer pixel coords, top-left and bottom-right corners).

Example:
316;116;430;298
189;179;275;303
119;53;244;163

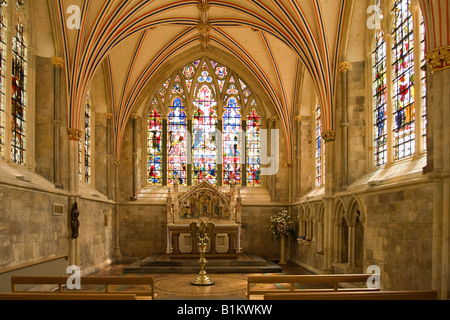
191;221;215;286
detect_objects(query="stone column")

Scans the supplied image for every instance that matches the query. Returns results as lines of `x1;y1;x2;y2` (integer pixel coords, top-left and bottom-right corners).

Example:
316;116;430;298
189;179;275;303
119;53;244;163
426;46;450;300
187;119;193;186
217;118;223;186
241;119;247;187
162;116;168;186
295;116;302;200
106;113;114;200
52;57;64;189
334;219;342;263
114;159;123;261
269;117;277;200
322;131;336;273
339;62;351;190
347;221;356;269
67;128;82;266
131;114;139;201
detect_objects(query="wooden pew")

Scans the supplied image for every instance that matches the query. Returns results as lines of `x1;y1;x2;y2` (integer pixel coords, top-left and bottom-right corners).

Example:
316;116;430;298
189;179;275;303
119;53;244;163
264;290;438;301
11;276;156;300
0;293;138;300
247;274;377;300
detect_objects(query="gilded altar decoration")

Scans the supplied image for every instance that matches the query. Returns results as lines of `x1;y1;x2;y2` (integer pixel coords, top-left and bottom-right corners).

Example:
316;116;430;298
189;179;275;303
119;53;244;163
426;46;450;73
176;181;233;221
190;221;215;286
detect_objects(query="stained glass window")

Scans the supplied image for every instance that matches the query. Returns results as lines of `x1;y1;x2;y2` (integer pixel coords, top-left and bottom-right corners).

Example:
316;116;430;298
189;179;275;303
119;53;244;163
223;97;242;185
147;58;261;187
420;15;427;151
168;98;188;185
148;108;163;186
373;28;388;166
11;19;26;164
315;102;323;187
247;109;261;187
0;10;5;158
84;100;92;184
192;85;218;185
392;0;416;160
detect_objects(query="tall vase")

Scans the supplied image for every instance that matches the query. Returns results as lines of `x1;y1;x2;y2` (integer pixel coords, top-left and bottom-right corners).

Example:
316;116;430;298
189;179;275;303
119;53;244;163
279;234;287;265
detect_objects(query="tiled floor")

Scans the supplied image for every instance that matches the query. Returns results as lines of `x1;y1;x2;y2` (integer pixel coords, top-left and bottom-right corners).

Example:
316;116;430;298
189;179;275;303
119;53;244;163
91;263;319;300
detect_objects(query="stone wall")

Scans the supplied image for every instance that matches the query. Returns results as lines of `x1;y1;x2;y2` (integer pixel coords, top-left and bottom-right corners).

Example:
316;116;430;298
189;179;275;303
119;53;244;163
117;203;289;263
0;174;116;274
0;185;69;269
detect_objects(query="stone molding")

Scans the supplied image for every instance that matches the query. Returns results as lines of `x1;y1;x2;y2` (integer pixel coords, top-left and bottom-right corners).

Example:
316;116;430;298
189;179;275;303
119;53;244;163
67;128;82;141
426;46;450;72
51;57;65;68
339;62;351;72
322;130;336;142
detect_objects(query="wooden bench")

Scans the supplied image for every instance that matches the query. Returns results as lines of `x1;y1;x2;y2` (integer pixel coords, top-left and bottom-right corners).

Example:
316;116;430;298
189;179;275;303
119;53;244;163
264;290;438;300
247;274;377;300
11;276;156;300
0;293;138;300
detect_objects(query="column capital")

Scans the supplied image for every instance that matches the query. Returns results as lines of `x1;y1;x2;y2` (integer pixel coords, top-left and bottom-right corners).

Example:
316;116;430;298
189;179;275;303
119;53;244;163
339;62;351;72
105;113;114;120
285;161;294;168
68;128;82;141
51;57;65;68
114;159;121;167
322;130;337;142
426;46;450;73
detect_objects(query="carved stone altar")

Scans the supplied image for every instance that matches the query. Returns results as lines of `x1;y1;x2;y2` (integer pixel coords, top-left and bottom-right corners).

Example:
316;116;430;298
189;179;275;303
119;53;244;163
166;180;242;258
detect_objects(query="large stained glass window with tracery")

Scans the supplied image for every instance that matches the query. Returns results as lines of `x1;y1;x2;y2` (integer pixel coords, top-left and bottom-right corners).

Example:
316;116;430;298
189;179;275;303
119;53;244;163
223;97;242;186
192;85;218;185
168;98;188;185
147;58;262;187
11;19;26;165
247;109;261;187
148;108;163;186
373;28;388;167
392;0;416;160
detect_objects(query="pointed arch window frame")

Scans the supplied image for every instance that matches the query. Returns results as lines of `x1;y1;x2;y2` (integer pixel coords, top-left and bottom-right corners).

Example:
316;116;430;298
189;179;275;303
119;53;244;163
370;0;428;168
146;58;263;188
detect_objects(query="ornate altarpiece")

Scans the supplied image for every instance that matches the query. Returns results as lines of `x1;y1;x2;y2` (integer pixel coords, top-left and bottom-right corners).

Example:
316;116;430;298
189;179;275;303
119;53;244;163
166;180;242;257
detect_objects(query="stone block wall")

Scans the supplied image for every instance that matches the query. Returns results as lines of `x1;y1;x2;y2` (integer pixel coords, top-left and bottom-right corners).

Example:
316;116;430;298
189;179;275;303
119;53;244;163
364;185;434;291
117;203;289;262
0;186;69;269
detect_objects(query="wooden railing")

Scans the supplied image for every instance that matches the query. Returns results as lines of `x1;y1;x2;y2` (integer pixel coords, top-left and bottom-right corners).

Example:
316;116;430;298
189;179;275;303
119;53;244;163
264;290;438;300
0;256;69;293
10;276;155;300
0;256;69;276
247;274;377;300
0;293;138;300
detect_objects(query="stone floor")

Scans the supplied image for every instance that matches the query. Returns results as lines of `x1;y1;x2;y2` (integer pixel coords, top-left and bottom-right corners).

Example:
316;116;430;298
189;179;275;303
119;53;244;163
91;263;318;300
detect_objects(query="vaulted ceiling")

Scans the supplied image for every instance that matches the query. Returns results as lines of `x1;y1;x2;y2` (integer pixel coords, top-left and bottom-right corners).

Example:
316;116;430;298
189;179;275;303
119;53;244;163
51;0;352;161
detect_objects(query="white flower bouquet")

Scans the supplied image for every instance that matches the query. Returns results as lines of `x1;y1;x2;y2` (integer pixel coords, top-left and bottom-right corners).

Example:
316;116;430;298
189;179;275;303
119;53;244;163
269;210;295;238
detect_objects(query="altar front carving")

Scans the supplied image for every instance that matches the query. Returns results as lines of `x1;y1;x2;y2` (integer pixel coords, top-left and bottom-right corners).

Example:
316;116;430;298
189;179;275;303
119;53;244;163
167;180;242;257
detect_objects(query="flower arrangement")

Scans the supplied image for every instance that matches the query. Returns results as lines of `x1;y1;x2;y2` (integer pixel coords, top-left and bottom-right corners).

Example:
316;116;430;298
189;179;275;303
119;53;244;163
269;210;295;238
